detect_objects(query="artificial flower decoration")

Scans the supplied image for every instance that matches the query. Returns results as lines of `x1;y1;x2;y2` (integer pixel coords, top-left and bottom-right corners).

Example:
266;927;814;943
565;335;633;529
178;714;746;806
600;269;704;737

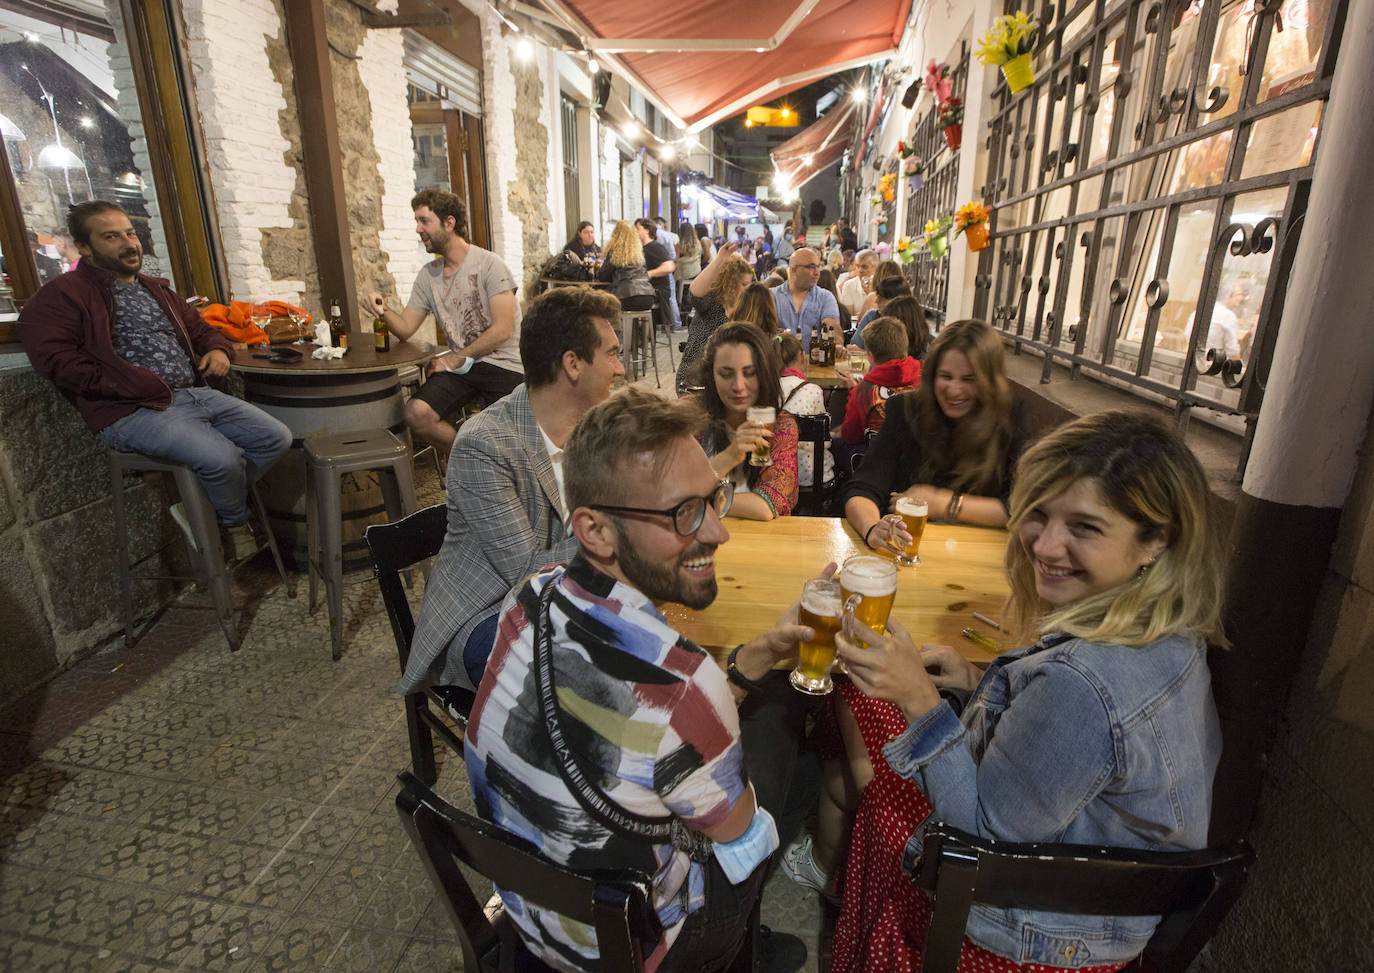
953;200;992;233
935;97;964;130
924;216;954;240
975;10;1040;66
895;236;916;264
898;139;919;159
902;155;924;176
924;59;954;104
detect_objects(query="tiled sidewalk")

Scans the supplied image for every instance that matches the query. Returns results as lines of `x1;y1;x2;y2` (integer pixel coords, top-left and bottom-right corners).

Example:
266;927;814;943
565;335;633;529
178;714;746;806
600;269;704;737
0;431;831;971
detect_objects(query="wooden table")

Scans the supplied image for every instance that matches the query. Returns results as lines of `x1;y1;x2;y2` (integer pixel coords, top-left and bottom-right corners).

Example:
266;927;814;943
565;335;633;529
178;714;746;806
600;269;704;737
661;516;1012;666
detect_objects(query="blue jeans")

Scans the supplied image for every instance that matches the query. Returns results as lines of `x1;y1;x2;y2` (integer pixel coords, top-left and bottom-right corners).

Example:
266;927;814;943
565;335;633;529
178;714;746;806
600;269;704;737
462;612;501;689
98;387;292;526
666;274;682;329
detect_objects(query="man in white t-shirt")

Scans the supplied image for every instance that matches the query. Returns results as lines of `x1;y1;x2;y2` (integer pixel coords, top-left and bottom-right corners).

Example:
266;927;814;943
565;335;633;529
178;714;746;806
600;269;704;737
367;189;521;447
1187;281;1247;361
837;249;878;319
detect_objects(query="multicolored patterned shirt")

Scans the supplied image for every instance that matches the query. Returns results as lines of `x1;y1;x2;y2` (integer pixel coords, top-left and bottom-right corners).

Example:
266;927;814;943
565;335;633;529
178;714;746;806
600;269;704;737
465;557;750;971
110;279;196;389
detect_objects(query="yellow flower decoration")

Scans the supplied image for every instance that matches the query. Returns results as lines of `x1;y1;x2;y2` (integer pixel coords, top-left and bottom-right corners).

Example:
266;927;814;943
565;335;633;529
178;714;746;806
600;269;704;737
975;9;1039;65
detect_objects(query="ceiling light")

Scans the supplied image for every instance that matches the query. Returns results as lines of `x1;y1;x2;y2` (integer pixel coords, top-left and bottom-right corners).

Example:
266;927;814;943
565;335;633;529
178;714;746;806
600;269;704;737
79;116;95;129
852;88;867;103
660;144;675;160
744;119;753;128
588;56;600;73
780;108;790;119
803;153;813;164
515;39;533;61
755;47;766;53
37;144;83;169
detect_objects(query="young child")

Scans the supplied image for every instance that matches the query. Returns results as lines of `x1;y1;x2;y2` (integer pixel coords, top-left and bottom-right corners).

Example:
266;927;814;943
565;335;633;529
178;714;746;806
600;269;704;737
774;332;834;489
839;316;920;445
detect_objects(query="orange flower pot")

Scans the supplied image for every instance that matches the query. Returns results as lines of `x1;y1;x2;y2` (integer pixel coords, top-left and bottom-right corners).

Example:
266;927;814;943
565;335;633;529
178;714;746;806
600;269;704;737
964;222;990;251
942;124;962;151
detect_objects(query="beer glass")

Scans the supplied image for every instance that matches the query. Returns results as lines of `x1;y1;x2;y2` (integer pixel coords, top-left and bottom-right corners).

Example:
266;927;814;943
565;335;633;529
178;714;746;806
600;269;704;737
791;578;843;695
893;497;928;567
746;406;776;467
840;555;898;649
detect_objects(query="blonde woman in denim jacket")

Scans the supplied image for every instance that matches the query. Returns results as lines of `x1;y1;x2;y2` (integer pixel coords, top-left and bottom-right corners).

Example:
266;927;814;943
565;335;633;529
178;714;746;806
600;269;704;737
830;411;1226;972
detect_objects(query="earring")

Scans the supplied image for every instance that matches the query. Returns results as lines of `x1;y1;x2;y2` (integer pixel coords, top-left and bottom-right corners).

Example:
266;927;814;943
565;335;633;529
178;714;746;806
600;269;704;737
1134;553;1160;581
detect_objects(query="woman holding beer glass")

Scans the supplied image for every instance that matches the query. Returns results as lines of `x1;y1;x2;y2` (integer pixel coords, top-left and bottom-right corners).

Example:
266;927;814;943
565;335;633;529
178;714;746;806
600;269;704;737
698;324;798;520
845;319;1030;556
820;412;1225;972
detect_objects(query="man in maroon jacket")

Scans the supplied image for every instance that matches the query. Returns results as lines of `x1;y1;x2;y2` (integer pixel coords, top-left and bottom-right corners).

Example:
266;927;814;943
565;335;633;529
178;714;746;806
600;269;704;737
19;200;291;559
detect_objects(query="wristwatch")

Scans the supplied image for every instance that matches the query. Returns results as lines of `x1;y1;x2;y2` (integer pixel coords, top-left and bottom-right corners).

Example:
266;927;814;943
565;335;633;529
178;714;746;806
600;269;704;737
726;645;767;694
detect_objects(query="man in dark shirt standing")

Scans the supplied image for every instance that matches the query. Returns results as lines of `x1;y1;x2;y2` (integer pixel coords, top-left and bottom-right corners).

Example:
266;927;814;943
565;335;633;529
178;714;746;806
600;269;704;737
635;218;676;331
20;200;291;560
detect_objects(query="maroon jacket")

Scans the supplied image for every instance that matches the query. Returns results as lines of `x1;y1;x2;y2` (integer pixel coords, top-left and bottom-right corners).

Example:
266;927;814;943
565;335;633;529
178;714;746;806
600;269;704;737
18;259;233;432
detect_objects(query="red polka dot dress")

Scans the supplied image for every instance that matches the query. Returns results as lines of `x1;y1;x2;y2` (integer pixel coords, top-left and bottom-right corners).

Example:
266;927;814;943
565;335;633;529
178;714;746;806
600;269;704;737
829;684;1127;973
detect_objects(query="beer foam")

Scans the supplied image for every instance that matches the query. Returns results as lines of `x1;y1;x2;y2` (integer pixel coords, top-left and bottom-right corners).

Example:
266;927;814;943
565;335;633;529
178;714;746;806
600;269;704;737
801;588;842;616
894;497;928;517
841;558;897;596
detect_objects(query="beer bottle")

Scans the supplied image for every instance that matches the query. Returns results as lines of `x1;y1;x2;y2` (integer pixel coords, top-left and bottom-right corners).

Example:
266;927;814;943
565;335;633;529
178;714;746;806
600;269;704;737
328;301;347;350
373;312;390;353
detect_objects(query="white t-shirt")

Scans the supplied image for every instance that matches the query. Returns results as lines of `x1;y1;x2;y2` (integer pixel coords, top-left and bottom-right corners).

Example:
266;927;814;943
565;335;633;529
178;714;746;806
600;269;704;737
1187;301;1241;359
407;247;521;373
839;274;870;319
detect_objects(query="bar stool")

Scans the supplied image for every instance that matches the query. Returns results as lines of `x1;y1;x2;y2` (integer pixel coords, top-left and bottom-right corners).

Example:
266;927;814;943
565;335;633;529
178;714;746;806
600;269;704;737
304;429;419;659
110;451;293;651
621;309;658;386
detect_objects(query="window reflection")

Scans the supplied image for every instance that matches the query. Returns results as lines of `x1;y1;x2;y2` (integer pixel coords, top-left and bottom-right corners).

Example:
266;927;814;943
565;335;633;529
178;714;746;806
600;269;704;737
0;13;166;284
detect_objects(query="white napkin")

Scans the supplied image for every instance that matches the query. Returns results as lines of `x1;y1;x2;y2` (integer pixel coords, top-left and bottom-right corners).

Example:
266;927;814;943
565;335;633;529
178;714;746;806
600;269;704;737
312;318;331;346
312;346;347;360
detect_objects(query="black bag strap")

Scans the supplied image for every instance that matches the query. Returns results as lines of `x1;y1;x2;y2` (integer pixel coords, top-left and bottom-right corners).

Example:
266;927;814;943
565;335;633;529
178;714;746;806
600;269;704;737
532;577;713;862
782;380;818;409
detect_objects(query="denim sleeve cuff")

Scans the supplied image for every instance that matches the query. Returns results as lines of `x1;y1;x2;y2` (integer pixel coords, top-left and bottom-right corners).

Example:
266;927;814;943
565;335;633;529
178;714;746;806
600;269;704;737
712;806;779;885
883;701;965;778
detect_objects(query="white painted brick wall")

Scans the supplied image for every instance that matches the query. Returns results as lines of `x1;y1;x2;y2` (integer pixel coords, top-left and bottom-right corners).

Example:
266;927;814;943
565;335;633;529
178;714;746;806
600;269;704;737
476;7;524;283
178;0;302;304
356;10;428;321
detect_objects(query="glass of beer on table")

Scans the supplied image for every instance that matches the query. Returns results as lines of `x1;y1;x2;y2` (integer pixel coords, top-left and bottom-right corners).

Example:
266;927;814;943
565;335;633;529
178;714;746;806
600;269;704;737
791;578;844;695
746;406;776;467
840;555;898;649
892;497;928;566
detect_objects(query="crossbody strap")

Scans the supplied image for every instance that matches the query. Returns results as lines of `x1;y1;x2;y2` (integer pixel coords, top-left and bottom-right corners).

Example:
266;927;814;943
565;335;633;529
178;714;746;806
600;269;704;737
532;578;713;862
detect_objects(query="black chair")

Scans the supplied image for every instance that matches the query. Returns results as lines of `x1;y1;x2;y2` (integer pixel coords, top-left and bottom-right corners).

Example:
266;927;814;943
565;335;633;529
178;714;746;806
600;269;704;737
396;771;663;973
793;412;836;516
910;822;1255;973
365;503;474;785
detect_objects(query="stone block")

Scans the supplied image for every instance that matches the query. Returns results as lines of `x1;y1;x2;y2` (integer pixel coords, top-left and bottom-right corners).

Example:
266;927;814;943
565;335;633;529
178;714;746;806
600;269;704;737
0;471;13;532
0;370;111;520
0;533;59;703
30;476;173;643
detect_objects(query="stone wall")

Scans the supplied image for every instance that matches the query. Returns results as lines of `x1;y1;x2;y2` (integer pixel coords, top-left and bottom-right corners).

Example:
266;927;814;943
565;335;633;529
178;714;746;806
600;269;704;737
507;52;551;299
1200;407;1374;969
0;370;182;705
179;0;311;306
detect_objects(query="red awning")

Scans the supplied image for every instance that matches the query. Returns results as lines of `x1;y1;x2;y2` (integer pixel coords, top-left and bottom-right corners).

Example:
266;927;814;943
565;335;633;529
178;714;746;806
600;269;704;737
541;0;912;131
770;100;856;190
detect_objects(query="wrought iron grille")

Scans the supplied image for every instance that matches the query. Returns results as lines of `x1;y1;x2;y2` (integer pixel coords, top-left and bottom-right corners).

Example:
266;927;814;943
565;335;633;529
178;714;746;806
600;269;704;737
560;95;580;244
973;0;1343;449
904;49;968;328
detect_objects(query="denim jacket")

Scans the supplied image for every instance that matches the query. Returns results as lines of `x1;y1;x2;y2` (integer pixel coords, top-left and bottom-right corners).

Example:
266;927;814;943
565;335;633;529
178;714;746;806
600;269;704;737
884;632;1220;968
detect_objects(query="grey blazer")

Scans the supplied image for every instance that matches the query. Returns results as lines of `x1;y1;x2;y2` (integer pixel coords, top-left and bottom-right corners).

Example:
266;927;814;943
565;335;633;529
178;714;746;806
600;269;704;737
399;385;578;692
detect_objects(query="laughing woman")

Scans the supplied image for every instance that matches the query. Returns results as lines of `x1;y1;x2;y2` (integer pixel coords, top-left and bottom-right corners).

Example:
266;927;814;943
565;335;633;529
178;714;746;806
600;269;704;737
827;411;1225;972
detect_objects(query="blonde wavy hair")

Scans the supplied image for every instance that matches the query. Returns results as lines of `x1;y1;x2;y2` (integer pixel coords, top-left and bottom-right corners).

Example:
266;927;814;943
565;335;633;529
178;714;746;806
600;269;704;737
708;255;755;313
603;220;645;267
1003;410;1228;648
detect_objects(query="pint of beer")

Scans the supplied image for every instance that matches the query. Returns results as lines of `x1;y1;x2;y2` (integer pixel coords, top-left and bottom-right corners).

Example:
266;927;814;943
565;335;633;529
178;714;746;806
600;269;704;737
840;555;898;648
791;579;843;695
746;406;776;467
893;497;929;566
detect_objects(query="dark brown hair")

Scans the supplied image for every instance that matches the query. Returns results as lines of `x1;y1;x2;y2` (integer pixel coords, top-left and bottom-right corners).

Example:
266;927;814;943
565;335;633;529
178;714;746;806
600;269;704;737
519;285;623;389
698;323;783;453
883;296;929;360
565;388;706;510
411;189;468;239
67;200;126;245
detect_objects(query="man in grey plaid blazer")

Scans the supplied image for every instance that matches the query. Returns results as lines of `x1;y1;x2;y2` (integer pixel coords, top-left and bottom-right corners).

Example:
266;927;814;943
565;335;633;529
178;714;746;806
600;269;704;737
399;285;626;693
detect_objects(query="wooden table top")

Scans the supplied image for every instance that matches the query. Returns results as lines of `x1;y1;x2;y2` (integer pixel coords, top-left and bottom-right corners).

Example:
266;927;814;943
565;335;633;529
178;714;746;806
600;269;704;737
661;516;1012;666
807;357;867;388
230;340;438;375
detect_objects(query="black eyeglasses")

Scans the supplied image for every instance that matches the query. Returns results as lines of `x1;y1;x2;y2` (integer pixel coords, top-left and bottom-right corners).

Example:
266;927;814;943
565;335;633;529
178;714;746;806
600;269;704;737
590;480;733;536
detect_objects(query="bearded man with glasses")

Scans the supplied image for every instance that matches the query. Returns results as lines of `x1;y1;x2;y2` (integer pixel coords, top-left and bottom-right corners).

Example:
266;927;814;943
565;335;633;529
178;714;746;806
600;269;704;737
464;388;820;973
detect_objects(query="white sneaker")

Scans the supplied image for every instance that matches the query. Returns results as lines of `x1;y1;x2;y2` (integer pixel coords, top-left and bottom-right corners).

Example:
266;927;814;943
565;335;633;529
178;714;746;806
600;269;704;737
780;834;839;903
223;523;258;562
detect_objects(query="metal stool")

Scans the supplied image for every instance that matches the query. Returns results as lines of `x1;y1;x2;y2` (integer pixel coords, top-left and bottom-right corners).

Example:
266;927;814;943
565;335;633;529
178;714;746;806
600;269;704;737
304;429;419;659
621;309;658;386
110;451;292;651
